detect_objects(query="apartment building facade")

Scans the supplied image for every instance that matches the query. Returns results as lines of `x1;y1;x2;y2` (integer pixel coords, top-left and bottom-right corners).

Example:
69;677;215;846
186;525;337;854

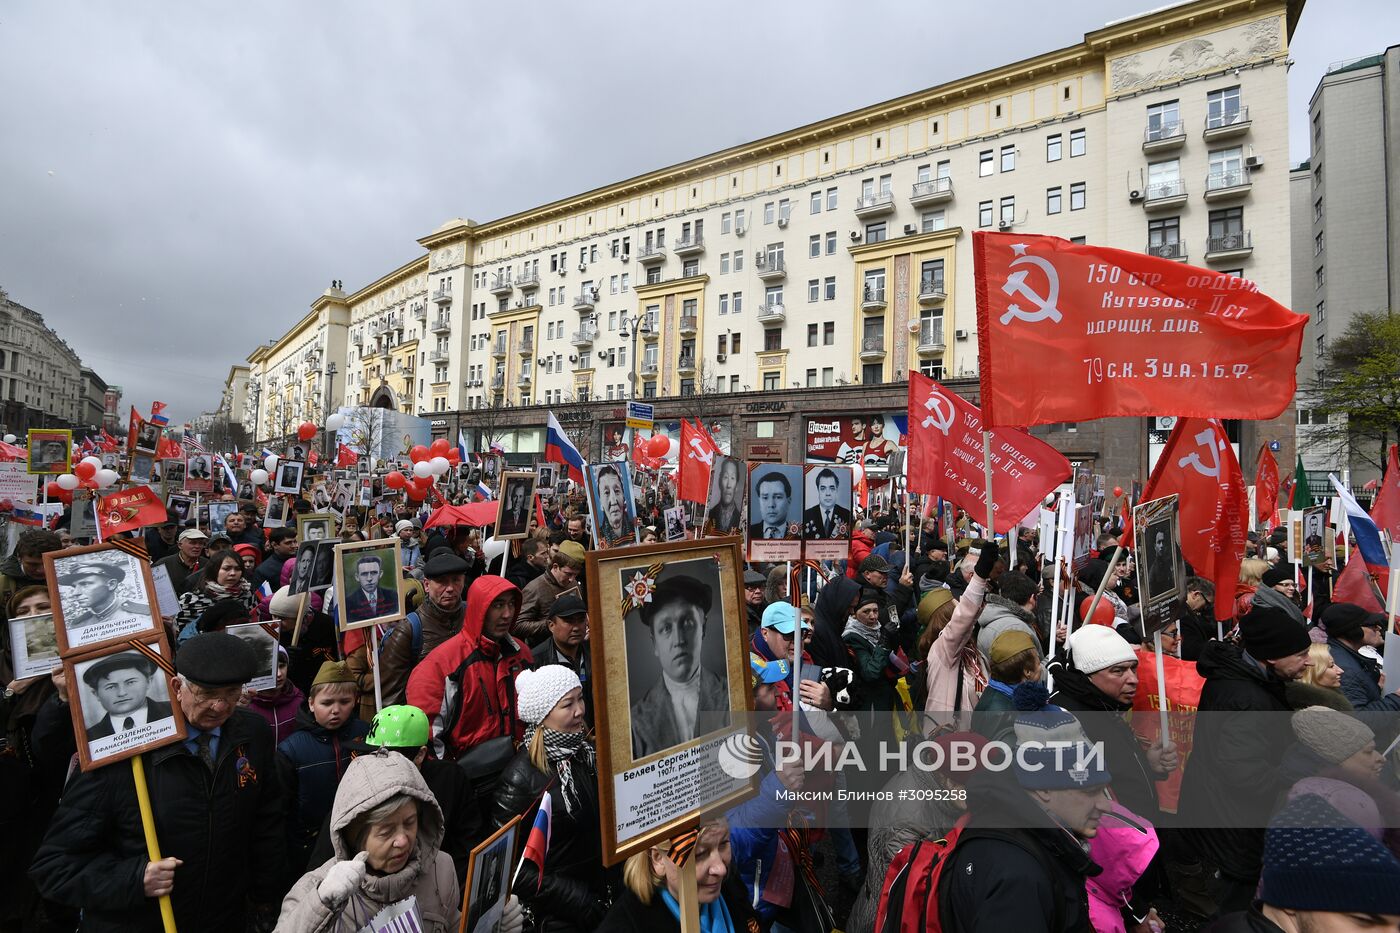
244;0;1302;483
0;294;113;435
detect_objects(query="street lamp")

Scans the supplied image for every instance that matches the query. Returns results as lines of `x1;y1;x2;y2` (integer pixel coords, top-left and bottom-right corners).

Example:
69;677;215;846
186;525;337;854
249;383;262;447
323;362;338;464
617;312;655;456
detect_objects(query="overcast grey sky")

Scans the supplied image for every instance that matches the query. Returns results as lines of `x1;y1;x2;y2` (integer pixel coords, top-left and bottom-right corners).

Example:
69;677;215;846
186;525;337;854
0;1;1392;423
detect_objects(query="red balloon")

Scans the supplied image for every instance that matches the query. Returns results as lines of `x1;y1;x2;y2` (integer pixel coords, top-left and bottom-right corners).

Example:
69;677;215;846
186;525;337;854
74;461;97;481
297;422;317;442
646;434;670;457
409;445;430;463
45;481;64;497
1112;486;1124;497
1079;596;1117;627
446;449;461;464
80;478;98;489
430;438;451;457
405;485;424;501
384;470;406;490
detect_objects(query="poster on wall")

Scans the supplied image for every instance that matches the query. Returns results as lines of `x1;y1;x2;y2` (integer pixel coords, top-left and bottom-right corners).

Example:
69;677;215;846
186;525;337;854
804;412;908;475
603;420;734;468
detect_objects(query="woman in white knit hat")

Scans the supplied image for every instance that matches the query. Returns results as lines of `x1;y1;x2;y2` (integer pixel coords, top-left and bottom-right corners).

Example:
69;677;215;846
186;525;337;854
489;665;612;932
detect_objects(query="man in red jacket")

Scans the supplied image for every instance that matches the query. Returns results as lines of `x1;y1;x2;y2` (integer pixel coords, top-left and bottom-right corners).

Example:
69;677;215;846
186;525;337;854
407;574;534;760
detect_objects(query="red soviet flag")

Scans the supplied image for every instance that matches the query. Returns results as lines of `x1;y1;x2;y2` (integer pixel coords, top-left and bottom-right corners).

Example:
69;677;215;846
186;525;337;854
906;372;1070;534
96;485;167;537
679;420;719;504
1255;446;1280;530
1371;444;1400;541
1138;418;1248;623
973;232;1308;427
336;443;360;468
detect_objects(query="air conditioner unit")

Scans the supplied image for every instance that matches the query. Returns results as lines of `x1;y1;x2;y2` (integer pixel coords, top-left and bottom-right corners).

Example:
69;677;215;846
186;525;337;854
578;263;587;273
515;300;523;308
776;217;789;229
955;329;969;339
569;354;578;363
620;253;629;263
1128;189;1144;202
716;353;727;363
753;250;765;265
734;225;746;237
1245;155;1263;169
904;224;917;235
998;220;1012;231
850;230;862;241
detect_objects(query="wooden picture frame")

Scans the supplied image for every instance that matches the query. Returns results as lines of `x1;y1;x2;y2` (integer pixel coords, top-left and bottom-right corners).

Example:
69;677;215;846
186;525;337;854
45;542;163;657
1132;494;1185;640
459;814;521;933
296;512;336;543
65;630;187;772
207;500;238;534
585;461;638;549
273;460;306;495
27;429;73;475
332;538;405;632
494;471;538;541
585;537;758;865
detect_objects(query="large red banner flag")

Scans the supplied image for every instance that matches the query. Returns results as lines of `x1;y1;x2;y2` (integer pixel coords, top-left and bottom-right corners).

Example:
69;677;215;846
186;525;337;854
973;232;1308;427
906;372;1071;534
96;485;167;537
1137;418;1248;623
679;419;719;504
1371;443;1400;541
1255;446;1280;529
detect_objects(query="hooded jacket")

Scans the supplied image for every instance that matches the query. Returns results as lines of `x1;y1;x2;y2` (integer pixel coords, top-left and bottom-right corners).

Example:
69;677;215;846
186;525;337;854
976;594;1044;660
275;751;460;933
1085;803;1159;933
407;575;534;760
1176;640;1293;882
276;704;372;873
515;568;573;642
810;574;860;669
247;679;307;745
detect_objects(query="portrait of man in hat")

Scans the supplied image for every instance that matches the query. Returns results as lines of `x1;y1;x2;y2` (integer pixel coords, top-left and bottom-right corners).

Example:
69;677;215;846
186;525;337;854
54;555;154;650
79;649;173;742
626;563;731;760
1145;519;1176;598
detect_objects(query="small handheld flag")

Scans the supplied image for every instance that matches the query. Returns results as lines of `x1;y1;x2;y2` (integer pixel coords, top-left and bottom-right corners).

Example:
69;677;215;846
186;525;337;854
513;791;552;892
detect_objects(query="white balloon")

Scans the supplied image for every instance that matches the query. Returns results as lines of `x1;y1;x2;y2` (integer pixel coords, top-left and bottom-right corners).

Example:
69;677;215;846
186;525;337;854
95;468;119;487
851;464;864;484
56;473;79;490
429;456;450;475
264;455;279;473
326;413;346;431
2;434;14;444
81;455;103;470
412;461;433;479
250;468;269;485
665;436;680;459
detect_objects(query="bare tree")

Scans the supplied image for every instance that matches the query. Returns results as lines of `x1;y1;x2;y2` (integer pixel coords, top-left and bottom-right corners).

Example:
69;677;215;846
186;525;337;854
204;412;250;455
1301;310;1400;474
677;359;728;444
463;398;514;456
344;406;387;467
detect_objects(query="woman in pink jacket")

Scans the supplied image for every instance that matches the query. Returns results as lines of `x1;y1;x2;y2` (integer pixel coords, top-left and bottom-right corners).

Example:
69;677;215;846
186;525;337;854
922;543;997;728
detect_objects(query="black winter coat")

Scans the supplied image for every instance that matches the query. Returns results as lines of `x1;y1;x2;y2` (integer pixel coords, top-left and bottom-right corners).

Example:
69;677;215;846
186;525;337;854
810;575;859;669
1201;906;1286;932
1176;640;1293;883
943;773;1100;933
595;878;761;933
491;746;610;933
30;709;284;933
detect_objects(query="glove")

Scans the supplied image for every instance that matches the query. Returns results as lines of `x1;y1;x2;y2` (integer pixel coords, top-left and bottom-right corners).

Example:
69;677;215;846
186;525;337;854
974;541;1000;581
497;895;524;933
317;851;368;910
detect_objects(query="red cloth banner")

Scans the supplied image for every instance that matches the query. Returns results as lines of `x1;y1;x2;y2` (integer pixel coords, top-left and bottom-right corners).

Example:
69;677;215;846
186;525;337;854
336;444;359;468
973;232;1308;427
155;437;183;461
1131;648;1204;813
679;419;720;504
96;485;167;536
906;372;1070;534
1255;446;1280;530
1371;444;1400;541
1136;419;1248;623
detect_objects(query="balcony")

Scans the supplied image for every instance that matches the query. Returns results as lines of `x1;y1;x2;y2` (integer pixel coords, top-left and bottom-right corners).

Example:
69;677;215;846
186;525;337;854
516;339;534;356
570;327;597;347
491;342;508;359
917;325;946;355
517;371;533;387
352;334;364;348
640;360;659;378
637;244;667;266
854;191;896;217
918;278;947;304
1205;230;1253;261
1204;168;1252;201
859;337;887;360
755;255;786;282
642;321;659;342
1145;240;1188;262
489;275;513;296
573;289;598;312
861;286;887;312
412;306;427;322
516;270;540;291
433;286;453;305
1203;106;1251;142
430;316;451;334
909;177;954;207
678;315;698;336
427;350;448;363
673;234;705;257
756;302;786;324
1142;178;1188;211
1142;121;1186;153
491;376;505;391
677;356;696;375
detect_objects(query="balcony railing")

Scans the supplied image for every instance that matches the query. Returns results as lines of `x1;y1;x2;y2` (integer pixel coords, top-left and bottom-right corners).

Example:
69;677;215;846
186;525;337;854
489;275;512;295
491;342;508;358
641;360;659;376
1143;179;1187;209
427;350;448;363
859;337;886;359
432;286;453;304
491;376;505;390
1205;168;1252;197
412;306;427;321
909;177;954;206
516;270;540;290
677;356;696;374
570;328;597;346
1204;106;1250;137
673;234;705;256
1206;231;1253;256
854;191;896;216
862;286;887;311
918;325;946;352
637;244;667;265
1145;240;1187;260
756;303;785;324
918;278;946;303
573;290;598;311
678;315;698;335
755;256;786;281
1143;122;1185;149
517;371;532;386
430;317;451;334
516;339;534;355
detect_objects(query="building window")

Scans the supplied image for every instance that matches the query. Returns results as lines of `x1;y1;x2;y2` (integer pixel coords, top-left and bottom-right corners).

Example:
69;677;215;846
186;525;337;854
1069;129;1086;157
733;251;744;272
806;368;818;388
719;294;729;315
764;329;782;352
1315;300;1325;325
1046;186;1062;214
921;209;946;233
764;285;784;308
778;198;791;222
1208;206;1244;245
808;323;819;347
762;373;780;391
1046;134;1062;161
823;322;835;345
862;363;883;385
1314;198;1323;222
1206;86;1242;128
764;202;775;224
1000;145;1016;172
721;212;732;234
822;367;835;387
809;234;821;258
825;231;837;255
808;279;820;303
1208;147;1245;189
827;188;838;210
717;335;727;355
979;201;993;227
865;222;887;244
1146;100;1180;140
1314;231;1324;256
682;258;699;277
1316;334;1326;358
824;277;836;300
1069;182;1086;211
978;150;994;176
733;292;743;315
810;191;822;214
720;253;730;274
1000;196;1015;225
646;267;662;285
863;269;885;304
1315;266;1325;289
1148;216;1181;254
920;259;945;293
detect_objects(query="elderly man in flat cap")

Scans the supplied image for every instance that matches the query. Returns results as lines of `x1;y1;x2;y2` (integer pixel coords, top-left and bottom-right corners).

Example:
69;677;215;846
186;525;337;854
629;573;731;759
32;632;285;933
57;560;153;645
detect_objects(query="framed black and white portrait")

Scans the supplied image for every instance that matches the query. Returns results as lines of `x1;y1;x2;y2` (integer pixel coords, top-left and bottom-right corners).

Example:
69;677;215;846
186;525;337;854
746;462;803;562
462;815;520;933
184;454;213;493
1132;494;1185;640
801;464;854;560
8;612;60;680
332;539;404;632
297;513;335;543
495;471;538;541
702;456;745;538
585;461;637;549
225;621;279;692
207;500;238;535
274;460;306;495
263;497;289;530
46;543;161;655
65;633;185;771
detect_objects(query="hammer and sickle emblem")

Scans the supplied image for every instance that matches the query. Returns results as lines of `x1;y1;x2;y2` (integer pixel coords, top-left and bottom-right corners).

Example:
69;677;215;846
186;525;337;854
687;436;713;466
1176;427;1224;478
999;247;1063;326
922;390;956;436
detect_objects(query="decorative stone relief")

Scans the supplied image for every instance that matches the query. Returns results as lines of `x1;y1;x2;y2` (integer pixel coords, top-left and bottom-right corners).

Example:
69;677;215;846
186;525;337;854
1110;17;1281;94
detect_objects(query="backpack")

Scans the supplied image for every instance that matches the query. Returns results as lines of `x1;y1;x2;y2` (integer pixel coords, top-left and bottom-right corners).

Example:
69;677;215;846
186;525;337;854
377;611;422;660
874;816;1065;933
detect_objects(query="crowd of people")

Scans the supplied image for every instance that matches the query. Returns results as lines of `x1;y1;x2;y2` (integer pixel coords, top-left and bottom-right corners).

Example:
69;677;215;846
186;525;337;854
0;464;1397;933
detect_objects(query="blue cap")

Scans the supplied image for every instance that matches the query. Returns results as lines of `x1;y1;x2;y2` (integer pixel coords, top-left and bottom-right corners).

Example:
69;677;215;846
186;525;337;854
760;601;808;635
749;653;791;685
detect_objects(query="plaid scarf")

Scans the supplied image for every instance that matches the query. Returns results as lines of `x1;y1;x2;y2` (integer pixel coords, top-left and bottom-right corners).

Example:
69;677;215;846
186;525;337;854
523;726;595;818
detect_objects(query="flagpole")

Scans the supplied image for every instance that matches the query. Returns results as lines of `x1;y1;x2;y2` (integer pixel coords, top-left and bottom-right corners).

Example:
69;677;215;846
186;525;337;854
1153;629;1172;756
981;431;996;539
368;626;384;713
1083;547;1124;629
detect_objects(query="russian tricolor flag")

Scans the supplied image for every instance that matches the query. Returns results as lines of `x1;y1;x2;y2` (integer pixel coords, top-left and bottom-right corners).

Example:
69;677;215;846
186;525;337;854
545;412;586;484
1329;475;1390;571
457;430;470;463
513;791;552;892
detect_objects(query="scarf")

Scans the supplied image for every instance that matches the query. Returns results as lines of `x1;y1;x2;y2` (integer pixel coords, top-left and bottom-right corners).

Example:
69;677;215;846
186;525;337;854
660;889;736;933
842;616;883;650
418;593;464;633
522;726;595;818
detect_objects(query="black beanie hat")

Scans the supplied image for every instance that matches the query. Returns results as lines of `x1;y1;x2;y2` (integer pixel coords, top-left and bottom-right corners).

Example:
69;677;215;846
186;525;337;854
1240;605;1311;661
1320;602;1381;643
1261;564;1294;588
